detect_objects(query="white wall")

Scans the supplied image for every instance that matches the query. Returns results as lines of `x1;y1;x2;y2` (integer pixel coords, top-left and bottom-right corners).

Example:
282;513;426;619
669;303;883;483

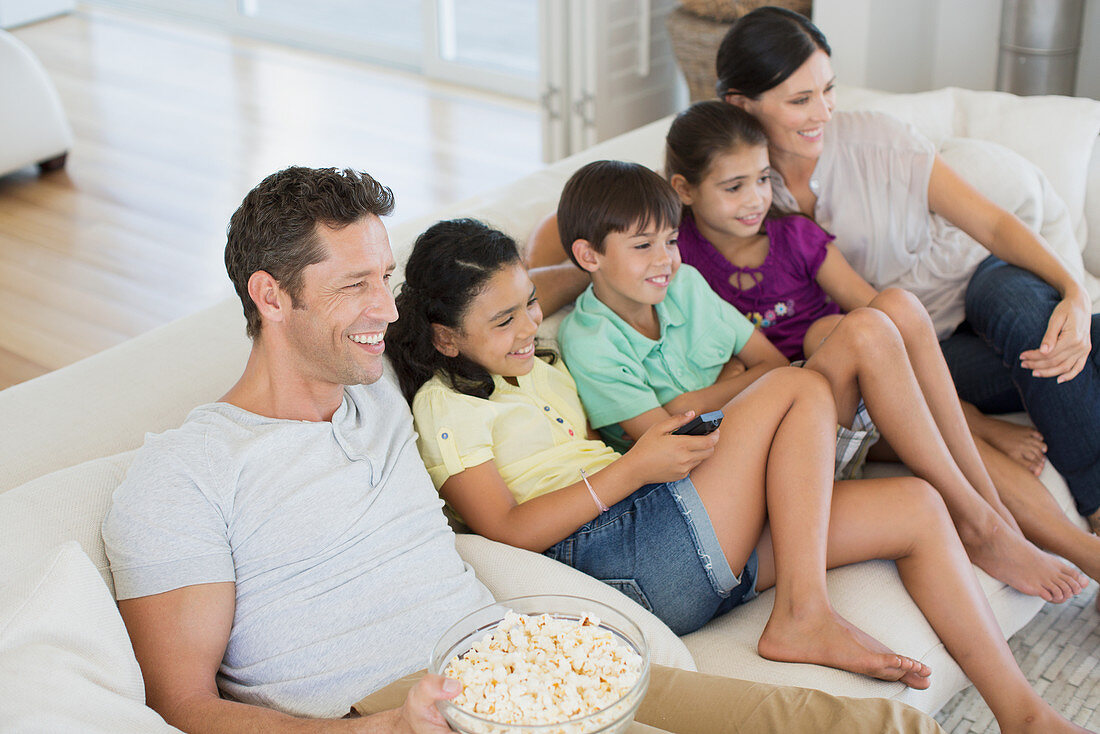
814;0;1098;99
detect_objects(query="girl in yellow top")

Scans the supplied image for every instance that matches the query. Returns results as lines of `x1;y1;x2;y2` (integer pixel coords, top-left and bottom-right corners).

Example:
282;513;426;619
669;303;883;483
387;219;1095;731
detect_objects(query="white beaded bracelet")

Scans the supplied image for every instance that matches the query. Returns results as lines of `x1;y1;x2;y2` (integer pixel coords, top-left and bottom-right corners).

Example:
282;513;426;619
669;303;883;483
579;468;609;513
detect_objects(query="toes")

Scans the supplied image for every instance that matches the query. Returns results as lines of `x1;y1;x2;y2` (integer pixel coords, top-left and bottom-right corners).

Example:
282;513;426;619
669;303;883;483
898;661;932;690
902;656;930;677
1062;566;1086;590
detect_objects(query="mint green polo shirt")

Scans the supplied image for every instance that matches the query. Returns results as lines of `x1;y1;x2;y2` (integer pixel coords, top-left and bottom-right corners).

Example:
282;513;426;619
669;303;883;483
559;264;756;453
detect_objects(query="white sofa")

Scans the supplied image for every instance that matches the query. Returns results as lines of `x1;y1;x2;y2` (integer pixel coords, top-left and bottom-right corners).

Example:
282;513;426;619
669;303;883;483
2;86;1099;731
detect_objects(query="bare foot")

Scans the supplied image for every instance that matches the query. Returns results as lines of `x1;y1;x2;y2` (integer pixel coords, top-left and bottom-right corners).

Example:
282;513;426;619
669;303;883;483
970;411;1047;476
960;514;1087;602
758;605;931;688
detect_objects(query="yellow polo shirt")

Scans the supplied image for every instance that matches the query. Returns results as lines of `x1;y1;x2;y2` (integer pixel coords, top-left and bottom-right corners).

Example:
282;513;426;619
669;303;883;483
411;357;620;505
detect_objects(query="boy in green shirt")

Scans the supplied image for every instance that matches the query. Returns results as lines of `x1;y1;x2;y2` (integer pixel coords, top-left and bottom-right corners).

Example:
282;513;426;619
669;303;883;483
557;160;871;476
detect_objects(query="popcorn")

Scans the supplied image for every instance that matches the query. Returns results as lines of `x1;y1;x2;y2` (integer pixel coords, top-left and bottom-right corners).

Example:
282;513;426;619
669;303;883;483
444;611;644;732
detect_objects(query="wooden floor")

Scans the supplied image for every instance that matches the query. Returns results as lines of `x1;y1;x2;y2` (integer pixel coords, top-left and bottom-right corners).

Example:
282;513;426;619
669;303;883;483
0;7;542;390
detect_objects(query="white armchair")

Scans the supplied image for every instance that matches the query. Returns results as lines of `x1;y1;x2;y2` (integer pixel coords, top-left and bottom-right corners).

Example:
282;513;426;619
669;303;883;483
0;28;72;176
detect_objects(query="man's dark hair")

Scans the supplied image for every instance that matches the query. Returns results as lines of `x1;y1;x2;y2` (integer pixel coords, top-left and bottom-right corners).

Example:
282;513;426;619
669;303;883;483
556;160;682;268
225;166;395;339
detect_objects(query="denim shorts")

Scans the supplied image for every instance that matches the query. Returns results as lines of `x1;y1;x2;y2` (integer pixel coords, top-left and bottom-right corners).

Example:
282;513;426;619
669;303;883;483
543;476;758;636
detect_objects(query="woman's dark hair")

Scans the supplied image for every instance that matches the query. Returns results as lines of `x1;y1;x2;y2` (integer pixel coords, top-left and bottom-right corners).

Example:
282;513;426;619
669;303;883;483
666;101;769;186
388;218;545;403
715;6;830;100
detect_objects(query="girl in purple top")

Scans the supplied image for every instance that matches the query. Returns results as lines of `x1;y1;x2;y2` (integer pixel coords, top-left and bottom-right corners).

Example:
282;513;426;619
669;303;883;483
678;211;839;360
667;101;917;364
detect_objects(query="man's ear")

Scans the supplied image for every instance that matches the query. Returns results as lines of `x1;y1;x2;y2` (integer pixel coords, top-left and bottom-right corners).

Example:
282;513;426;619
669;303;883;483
431;323;460;358
669;174;694;206
247;271;287;325
571;239;601;274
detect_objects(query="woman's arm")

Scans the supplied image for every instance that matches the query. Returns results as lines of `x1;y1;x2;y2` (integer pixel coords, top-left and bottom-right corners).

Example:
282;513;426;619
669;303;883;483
527;213;569;268
526;213;589;316
439;413;719;552
529;263;589;317
814;243;880;311
927;154;1092;381
621;331;787;439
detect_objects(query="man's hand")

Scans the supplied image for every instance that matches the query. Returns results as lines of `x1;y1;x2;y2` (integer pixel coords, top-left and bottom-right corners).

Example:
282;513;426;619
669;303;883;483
396;674;461;733
1019;289;1093;383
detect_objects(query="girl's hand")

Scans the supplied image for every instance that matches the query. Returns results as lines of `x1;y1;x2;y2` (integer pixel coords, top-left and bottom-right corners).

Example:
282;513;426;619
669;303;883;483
1019;288;1093;383
625;411;719;484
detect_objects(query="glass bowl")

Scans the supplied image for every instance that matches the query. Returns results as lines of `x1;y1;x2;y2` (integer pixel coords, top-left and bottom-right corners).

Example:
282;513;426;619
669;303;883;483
430;594;651;734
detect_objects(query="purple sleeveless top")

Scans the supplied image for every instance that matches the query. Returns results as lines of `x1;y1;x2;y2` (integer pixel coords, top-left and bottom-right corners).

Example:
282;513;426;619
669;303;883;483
678;213;841;360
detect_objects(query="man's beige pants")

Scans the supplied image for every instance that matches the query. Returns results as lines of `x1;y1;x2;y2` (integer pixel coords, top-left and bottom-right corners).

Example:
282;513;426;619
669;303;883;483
353;664;945;733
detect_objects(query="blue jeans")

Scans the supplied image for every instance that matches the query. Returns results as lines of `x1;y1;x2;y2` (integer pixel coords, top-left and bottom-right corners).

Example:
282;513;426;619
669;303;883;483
940;255;1100;516
543;476;758;636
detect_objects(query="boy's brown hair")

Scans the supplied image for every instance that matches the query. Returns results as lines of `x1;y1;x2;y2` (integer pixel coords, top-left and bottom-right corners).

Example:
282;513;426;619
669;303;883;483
556;160;682;268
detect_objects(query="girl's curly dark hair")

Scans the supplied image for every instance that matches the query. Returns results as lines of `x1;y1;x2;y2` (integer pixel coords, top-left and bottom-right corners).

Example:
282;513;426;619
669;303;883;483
388;218;552;403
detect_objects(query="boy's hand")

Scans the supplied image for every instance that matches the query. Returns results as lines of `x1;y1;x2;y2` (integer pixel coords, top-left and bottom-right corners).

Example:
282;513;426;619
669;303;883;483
627;412;719;484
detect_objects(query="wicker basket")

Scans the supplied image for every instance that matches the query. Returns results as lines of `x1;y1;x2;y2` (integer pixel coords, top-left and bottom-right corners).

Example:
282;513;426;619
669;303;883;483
667;2;813;103
666;8;731;103
678;0;811;22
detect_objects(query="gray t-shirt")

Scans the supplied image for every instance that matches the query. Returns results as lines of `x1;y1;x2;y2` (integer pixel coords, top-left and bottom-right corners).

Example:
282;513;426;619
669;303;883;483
102;378;492;718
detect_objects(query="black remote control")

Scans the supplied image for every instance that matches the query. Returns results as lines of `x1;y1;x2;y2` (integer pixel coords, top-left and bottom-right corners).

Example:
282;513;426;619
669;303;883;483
671;410;724;435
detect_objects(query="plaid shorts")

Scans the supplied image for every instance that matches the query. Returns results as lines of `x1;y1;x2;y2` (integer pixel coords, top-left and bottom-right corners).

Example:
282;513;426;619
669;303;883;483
834;399;880;480
790;360;880;480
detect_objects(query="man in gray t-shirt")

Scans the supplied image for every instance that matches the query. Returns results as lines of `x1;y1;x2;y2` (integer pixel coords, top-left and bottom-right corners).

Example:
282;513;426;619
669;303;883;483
102;167;493;732
103;380;492;718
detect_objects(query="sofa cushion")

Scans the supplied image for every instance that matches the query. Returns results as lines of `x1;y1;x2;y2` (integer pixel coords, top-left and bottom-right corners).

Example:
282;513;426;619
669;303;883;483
0;451;136;596
0;541;181;733
683;558;1043;715
937;137;1098;303
836;86;1100;264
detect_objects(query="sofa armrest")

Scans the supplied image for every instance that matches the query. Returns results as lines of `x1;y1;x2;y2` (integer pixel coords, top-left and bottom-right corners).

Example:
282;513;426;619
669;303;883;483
0;299;249;494
453;534;697;672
